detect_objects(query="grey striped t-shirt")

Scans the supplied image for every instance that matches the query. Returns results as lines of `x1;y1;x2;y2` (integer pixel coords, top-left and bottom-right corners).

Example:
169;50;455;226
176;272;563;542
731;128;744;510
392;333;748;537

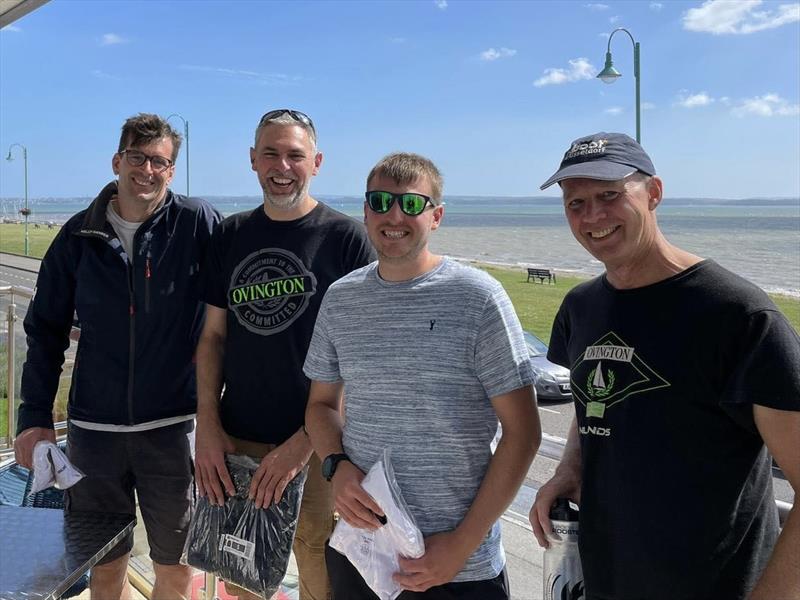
303;257;534;582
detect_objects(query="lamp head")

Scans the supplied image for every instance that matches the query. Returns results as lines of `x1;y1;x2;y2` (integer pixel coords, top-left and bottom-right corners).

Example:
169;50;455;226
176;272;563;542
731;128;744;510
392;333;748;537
597;52;621;84
5;152;12;161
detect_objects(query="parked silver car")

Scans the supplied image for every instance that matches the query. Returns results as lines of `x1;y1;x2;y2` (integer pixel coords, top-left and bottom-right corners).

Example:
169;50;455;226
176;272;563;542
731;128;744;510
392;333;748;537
524;330;572;402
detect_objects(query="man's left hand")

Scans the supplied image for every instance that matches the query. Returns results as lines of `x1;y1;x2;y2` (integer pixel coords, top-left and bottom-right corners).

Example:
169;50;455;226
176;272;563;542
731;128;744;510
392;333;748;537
394;531;473;592
249;429;313;508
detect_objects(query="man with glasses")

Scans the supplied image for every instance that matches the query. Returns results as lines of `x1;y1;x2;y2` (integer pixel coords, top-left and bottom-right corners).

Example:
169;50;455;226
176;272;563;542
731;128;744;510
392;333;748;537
303;152;541;599
529;132;800;599
15;113;221;599
194;109;374;599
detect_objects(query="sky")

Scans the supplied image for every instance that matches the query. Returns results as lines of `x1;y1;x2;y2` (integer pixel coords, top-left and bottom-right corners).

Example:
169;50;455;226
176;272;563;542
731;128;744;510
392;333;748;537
1;0;799;200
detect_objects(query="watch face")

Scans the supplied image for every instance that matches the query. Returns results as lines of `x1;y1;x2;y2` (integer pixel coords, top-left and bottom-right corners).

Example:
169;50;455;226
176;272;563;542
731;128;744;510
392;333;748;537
322;456;335;480
323;453;347;481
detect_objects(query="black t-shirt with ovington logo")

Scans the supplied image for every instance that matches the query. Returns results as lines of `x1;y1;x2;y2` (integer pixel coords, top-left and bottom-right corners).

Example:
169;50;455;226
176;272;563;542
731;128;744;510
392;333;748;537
204;203;375;444
548;260;800;600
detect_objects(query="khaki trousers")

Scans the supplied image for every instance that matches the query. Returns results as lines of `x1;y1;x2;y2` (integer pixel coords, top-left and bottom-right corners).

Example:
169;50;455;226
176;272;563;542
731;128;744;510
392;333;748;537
224;437;334;600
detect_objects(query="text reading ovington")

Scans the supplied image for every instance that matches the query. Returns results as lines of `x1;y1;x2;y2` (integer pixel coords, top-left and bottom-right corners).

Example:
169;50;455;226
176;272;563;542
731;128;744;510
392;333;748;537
228;275;313;306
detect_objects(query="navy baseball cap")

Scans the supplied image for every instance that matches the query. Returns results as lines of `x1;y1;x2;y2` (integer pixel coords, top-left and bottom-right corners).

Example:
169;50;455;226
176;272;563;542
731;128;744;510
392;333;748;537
540;132;656;190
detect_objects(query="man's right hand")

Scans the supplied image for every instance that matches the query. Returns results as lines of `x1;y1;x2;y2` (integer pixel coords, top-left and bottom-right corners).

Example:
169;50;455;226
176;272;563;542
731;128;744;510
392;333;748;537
14;427;56;470
194;419;236;506
529;470;581;549
332;460;384;531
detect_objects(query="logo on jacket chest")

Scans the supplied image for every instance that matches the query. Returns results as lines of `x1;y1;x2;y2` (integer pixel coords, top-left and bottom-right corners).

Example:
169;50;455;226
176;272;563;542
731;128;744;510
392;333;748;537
228;248;317;335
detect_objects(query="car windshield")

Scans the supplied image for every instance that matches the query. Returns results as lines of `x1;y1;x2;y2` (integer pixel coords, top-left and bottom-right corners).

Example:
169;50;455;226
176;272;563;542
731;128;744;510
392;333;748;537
524;331;548;357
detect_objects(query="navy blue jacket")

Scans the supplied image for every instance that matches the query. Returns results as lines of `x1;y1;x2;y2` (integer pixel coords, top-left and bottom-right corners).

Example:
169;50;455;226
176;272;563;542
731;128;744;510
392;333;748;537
17;182;222;432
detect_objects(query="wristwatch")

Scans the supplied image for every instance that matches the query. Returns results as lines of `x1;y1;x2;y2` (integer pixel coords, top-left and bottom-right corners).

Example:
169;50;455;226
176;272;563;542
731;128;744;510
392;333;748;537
322;453;351;481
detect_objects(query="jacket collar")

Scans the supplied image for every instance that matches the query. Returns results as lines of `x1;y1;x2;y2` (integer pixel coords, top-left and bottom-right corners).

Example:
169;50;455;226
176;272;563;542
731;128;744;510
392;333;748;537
77;181;173;239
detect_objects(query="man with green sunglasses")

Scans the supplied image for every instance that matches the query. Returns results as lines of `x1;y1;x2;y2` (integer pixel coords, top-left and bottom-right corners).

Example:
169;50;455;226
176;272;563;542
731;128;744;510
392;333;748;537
304;152;541;599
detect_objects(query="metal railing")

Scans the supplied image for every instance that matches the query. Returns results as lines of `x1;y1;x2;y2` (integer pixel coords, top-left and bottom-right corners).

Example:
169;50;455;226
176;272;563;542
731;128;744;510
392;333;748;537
1;285;34;451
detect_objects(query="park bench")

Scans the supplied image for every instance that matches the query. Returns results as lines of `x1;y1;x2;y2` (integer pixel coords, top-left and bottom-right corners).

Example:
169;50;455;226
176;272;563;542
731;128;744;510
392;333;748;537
527;268;556;284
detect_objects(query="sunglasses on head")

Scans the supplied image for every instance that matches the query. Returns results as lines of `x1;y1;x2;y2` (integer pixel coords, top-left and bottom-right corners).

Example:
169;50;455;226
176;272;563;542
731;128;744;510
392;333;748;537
258;109;316;135
365;191;436;216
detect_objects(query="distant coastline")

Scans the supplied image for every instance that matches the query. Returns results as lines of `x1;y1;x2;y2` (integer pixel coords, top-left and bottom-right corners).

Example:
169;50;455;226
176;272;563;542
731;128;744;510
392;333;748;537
2;195;798;298
3;194;799;206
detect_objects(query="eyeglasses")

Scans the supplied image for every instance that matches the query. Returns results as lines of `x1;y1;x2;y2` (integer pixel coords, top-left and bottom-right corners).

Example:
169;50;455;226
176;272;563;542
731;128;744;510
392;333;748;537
258;109;316;136
365;191;436;216
119;149;173;173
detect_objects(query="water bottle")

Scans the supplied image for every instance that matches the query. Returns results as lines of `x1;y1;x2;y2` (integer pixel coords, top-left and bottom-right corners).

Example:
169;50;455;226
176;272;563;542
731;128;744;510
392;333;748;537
543;498;584;600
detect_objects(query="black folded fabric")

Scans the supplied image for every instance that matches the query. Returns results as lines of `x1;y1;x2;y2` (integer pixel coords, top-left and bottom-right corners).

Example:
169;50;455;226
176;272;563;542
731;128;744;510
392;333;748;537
183;454;307;597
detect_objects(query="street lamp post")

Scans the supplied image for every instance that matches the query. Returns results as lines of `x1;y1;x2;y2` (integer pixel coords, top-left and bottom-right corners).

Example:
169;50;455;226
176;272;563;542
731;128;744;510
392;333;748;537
167;113;190;197
597;27;641;143
5;143;30;256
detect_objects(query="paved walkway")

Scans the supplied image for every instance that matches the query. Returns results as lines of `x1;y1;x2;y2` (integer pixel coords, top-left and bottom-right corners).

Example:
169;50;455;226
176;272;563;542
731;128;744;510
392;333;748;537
0;251;40;274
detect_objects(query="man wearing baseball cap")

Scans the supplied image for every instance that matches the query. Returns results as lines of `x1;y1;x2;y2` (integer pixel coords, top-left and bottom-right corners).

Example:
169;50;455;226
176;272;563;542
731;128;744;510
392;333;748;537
530;132;799;599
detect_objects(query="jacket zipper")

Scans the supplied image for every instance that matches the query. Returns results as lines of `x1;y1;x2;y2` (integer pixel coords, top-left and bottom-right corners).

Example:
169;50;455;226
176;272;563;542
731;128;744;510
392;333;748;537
145;255;152;314
126;260;136;424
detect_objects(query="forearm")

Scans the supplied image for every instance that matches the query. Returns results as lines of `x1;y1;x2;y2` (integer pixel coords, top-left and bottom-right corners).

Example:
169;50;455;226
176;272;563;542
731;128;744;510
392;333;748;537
455;422;540;552
18;334;70;432
750;405;800;598
304;384;345;461
555;416;582;483
19;306;73;431
195;333;224;424
749;503;800;598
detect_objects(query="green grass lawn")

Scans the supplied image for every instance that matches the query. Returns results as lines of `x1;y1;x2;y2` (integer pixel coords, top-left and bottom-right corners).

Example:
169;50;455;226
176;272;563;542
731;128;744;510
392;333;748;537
482;264;800;343
2;222;798;337
480;266;584;343
0;223;62;258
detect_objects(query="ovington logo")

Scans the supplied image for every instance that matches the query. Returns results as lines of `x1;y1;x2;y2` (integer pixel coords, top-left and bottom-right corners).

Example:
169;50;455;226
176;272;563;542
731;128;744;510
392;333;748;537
228;248;317;335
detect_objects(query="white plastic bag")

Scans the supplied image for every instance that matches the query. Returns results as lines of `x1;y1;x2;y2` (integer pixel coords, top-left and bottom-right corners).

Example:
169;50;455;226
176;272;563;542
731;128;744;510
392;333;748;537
329;449;425;600
30;441;84;494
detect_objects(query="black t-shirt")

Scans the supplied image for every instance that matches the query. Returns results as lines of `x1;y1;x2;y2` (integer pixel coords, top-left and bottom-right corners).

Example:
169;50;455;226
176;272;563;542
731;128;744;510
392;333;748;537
204;203;375;444
548;260;800;600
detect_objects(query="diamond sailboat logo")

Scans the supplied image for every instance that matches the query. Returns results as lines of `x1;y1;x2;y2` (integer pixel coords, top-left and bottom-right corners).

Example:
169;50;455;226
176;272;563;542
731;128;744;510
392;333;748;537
570;332;670;417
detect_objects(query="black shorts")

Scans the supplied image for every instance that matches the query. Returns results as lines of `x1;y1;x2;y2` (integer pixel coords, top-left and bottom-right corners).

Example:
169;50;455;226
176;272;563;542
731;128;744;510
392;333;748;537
65;420;194;565
325;541;510;600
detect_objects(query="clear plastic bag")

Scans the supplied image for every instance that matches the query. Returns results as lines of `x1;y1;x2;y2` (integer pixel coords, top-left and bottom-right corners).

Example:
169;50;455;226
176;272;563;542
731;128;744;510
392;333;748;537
329;449;425;600
182;454;307;597
30;440;84;493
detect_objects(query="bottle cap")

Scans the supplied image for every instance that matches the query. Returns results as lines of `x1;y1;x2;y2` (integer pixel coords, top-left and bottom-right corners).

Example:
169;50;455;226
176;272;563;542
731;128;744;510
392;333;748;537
549;497;580;521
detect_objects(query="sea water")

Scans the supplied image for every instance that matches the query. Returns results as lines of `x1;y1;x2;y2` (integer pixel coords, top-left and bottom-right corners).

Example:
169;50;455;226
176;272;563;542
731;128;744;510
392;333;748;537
3;195;798;297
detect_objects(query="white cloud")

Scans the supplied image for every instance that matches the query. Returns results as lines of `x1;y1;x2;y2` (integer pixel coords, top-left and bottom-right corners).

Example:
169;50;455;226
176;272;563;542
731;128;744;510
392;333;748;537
584;3;610;10
676;91;715;107
179;64;299;86
434;0;448;9
605;106;624;115
91;69;121;81
732;93;800;117
2;24;22;32
609;15;621;23
480;47;517;61
598;31;611;39
534;58;596;87
390;37;407;44
641;101;656;110
100;33;128;46
683;0;800;35
650;2;663;10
